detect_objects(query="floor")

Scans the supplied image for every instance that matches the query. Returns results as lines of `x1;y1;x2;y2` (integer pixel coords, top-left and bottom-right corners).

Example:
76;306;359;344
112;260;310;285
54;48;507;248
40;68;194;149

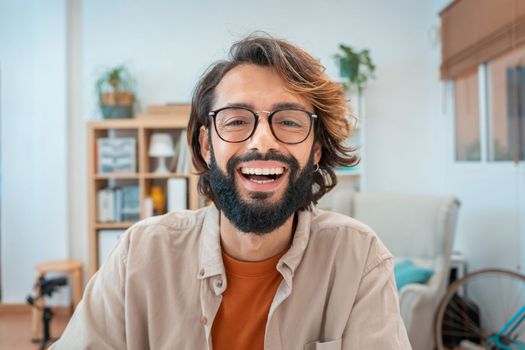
0;310;69;350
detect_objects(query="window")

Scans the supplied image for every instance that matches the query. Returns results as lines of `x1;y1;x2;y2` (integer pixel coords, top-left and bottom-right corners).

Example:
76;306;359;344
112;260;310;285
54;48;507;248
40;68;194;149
453;46;525;163
455;69;480;161
488;47;525;161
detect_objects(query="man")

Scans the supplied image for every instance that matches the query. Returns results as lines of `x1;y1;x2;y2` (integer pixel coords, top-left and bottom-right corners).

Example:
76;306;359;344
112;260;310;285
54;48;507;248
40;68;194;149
52;35;411;349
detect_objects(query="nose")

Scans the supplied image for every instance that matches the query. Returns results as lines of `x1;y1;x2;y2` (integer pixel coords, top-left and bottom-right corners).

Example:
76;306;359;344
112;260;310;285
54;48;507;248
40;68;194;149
245;115;281;153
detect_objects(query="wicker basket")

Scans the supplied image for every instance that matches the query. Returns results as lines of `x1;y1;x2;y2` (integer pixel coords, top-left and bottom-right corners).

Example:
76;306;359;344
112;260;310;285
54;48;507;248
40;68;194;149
100;92;134;119
100;91;134;105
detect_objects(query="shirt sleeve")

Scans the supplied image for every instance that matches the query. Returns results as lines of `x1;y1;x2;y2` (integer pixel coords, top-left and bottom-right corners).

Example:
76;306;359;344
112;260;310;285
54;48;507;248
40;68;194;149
48;231;130;350
342;256;412;349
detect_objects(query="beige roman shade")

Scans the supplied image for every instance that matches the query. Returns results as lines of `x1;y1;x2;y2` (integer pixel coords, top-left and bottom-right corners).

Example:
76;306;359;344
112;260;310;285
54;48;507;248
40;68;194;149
440;0;525;79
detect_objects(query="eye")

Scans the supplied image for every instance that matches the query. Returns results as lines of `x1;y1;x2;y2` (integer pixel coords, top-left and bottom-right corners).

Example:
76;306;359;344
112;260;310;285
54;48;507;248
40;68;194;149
216;109;253;130
280;120;301;127
272;110;309;130
224;118;249;127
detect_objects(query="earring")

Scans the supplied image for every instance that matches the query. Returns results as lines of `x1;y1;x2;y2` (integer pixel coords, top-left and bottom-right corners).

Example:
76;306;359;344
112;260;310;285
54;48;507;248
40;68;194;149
313;163;320;172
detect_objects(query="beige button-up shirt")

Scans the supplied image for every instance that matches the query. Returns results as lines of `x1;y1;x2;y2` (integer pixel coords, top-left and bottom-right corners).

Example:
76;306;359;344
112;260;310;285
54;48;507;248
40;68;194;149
51;205;411;350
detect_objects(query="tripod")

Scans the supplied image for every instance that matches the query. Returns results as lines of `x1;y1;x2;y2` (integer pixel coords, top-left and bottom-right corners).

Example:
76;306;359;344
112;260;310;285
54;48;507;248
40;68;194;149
27;276;67;350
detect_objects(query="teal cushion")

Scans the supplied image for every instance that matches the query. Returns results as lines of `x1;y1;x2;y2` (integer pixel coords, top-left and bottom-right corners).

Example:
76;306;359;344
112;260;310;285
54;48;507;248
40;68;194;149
394;260;434;290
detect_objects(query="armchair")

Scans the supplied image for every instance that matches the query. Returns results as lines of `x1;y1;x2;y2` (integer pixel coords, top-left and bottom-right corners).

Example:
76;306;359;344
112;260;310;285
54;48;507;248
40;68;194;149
330;191;460;350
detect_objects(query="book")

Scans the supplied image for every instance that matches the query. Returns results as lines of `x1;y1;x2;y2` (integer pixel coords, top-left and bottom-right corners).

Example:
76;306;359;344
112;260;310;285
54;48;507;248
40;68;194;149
167;178;188;212
98;186;139;222
114;187;123;222
176;133;189;174
144;196;154;217
168;130;182;172
98;230;125;266
121;186;140;221
97;137;137;173
97;188;115;222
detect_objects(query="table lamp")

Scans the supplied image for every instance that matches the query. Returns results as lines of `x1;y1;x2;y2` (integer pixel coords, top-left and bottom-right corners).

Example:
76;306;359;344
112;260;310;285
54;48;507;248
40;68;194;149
149;133;175;173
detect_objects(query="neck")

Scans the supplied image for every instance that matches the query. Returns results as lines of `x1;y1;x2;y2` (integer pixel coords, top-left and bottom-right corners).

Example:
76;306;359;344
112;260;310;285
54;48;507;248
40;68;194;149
219;212;295;262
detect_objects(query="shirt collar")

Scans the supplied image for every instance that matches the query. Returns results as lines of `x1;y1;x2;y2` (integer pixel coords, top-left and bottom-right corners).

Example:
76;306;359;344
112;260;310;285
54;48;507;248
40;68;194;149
197;205;224;279
277;207;312;286
197;204;313;282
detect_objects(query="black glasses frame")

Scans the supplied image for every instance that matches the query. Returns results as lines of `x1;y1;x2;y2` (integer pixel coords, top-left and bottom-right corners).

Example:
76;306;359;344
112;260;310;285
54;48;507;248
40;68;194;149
208;106;317;144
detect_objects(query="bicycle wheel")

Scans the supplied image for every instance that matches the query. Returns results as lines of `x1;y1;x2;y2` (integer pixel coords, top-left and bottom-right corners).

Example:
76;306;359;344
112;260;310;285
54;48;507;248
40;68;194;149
434;269;525;350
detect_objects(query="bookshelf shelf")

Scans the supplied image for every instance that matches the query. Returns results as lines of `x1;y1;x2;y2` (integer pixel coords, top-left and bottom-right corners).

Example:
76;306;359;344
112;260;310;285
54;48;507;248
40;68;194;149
87;105;201;277
94;222;135;229
94;173;139;180
334;169;362;177
142;172;190;179
88;116;189;130
93;173;191;180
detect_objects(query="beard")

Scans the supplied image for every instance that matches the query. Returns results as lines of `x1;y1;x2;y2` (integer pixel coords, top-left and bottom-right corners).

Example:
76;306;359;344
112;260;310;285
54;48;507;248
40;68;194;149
207;148;315;235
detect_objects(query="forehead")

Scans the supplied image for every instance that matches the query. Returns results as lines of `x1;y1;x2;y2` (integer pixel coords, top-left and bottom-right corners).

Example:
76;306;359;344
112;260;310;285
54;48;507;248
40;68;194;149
212;64;313;111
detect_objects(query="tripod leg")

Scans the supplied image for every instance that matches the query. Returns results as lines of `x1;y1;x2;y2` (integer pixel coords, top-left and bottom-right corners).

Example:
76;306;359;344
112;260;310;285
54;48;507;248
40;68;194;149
32;272;44;341
40;307;53;350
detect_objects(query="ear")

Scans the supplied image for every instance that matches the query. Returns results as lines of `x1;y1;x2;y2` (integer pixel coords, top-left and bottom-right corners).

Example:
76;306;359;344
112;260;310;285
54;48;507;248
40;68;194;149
313;140;322;165
199;126;211;165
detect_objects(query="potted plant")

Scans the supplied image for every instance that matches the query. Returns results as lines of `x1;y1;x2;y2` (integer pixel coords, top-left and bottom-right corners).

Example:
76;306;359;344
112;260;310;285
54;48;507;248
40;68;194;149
334;44;376;93
96;65;136;119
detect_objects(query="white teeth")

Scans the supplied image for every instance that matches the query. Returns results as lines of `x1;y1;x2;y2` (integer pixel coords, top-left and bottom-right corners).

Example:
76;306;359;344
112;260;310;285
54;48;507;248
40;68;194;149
240;167;285;175
251;178;275;184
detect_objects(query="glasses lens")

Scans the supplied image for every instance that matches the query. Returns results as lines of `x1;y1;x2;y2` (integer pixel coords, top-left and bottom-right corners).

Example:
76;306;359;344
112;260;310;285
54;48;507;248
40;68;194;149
271;110;311;143
215;108;256;142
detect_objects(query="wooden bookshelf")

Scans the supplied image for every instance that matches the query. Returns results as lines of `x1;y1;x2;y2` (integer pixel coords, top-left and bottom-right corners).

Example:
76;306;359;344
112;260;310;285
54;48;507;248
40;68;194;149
87;109;201;277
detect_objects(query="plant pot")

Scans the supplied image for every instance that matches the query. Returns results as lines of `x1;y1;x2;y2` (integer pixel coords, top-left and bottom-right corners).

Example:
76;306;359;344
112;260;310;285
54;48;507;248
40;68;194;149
100;92;134;119
338;58;355;79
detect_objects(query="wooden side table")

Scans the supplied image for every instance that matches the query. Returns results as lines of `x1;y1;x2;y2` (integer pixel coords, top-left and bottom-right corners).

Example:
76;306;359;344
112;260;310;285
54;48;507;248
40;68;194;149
31;260;84;340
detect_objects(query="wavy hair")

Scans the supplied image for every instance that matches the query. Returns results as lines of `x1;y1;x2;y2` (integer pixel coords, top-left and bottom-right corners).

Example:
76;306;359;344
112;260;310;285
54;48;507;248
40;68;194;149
188;34;359;207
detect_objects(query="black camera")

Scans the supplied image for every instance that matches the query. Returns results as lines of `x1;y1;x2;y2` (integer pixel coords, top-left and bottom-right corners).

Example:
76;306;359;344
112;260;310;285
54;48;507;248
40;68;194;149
27;276;68;349
27;276;67;305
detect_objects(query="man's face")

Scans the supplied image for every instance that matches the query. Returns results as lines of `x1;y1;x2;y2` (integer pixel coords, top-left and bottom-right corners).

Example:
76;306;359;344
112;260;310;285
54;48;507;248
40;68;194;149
199;64;322;233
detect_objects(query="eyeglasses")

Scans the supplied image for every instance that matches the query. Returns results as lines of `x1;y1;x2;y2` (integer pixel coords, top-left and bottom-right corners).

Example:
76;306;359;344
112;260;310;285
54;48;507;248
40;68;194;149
208;106;317;144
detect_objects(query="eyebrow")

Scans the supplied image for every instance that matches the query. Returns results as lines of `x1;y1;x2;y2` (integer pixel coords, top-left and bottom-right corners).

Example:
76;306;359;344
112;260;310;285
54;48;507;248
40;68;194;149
224;102;309;111
271;102;309;111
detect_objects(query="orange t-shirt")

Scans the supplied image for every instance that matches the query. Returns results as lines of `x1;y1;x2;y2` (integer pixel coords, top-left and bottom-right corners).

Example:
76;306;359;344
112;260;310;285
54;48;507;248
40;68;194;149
211;250;286;350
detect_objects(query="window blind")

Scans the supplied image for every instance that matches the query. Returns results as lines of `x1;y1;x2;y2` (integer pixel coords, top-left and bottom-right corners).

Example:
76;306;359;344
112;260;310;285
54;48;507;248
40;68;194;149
440;0;525;80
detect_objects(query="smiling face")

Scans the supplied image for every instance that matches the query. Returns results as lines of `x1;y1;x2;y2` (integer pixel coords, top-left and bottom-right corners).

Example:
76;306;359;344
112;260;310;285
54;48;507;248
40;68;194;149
199;64;322;233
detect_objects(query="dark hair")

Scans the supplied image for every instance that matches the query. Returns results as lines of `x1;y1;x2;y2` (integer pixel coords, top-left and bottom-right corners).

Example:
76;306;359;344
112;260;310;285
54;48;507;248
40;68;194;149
188;33;359;206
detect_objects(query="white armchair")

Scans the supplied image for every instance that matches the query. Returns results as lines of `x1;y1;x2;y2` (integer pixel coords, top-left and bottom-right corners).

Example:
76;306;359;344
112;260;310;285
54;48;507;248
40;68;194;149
329;191;460;350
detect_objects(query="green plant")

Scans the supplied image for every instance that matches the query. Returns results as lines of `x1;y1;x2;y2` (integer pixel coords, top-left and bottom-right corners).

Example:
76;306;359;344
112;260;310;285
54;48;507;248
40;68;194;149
334;44;376;93
95;65;136;104
95;65;137;118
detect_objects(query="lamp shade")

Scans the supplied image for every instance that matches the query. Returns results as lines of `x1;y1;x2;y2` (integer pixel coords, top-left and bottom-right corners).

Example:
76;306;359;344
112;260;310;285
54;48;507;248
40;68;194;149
149;133;175;157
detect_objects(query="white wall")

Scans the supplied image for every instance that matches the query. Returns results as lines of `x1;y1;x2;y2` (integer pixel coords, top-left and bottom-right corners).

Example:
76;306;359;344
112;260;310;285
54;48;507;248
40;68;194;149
0;0;69;302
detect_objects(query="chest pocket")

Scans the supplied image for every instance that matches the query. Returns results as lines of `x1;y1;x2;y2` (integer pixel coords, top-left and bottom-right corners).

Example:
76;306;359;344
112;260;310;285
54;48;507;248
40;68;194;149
304;338;342;350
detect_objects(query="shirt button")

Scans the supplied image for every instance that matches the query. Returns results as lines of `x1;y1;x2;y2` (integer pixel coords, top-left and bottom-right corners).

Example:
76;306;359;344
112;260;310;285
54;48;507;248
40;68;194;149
199;268;205;276
200;316;208;325
216;279;223;288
